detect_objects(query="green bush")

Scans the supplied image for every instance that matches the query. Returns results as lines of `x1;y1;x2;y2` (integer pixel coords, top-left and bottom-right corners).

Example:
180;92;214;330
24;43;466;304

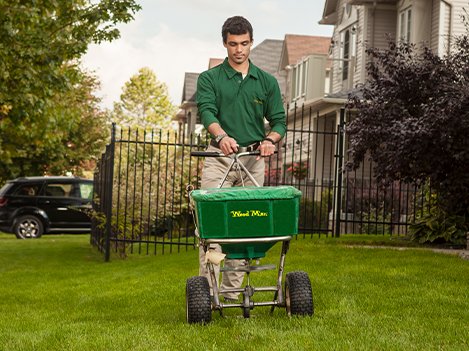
409;187;468;246
298;189;332;232
359;208;392;235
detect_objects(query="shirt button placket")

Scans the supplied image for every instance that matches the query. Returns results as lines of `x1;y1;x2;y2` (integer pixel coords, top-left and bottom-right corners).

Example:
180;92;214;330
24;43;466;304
236;74;242;95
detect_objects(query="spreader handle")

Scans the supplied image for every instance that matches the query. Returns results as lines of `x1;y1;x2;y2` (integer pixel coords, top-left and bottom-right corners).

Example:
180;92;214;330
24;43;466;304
190;151;225;157
190;151;262;157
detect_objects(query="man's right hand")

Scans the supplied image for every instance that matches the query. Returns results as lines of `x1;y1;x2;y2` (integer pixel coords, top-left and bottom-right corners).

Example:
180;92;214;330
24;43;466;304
218;136;239;155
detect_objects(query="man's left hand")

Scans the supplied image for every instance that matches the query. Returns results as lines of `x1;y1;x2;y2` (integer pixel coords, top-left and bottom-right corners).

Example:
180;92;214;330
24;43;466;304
257;140;276;160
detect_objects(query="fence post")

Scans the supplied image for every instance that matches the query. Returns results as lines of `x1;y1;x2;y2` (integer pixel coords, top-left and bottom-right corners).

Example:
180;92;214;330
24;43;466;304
334;108;346;238
104;123;116;262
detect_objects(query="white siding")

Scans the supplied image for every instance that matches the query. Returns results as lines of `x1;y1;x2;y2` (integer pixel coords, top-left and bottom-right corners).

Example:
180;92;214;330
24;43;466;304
328;0;469;92
330;0;361;93
439;1;452;55
372;9;398;50
331;29;342;94
331;0;347;94
431;0;441;52
305;55;327;101
354;7;365;86
450;0;468;37
431;0;466;55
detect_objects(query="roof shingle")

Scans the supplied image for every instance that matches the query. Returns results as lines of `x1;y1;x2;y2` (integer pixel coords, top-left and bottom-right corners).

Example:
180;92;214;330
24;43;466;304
282;34;331;67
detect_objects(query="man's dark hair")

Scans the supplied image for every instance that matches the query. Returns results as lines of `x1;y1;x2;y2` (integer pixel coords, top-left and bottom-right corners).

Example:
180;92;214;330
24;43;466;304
222;16;253;43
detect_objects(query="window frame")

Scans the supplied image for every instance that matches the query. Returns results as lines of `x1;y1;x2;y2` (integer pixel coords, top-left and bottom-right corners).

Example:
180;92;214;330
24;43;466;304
399;7;412;43
291;58;308;102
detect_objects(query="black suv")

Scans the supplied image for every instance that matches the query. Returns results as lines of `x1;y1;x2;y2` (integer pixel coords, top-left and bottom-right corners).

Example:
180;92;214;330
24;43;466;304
0;176;93;239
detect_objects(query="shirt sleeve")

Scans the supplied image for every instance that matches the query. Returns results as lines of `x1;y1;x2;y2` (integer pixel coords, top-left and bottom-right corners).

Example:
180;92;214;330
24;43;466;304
196;72;219;130
265;78;286;137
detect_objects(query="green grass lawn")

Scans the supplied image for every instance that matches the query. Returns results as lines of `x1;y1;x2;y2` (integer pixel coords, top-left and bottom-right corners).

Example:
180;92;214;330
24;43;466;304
0;233;468;351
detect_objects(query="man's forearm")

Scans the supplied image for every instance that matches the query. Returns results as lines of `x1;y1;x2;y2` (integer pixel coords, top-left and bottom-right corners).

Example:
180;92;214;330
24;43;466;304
207;123;226;137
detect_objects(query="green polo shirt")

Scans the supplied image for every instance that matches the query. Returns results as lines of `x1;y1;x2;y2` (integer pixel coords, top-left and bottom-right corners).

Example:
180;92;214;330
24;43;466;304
196;58;286;146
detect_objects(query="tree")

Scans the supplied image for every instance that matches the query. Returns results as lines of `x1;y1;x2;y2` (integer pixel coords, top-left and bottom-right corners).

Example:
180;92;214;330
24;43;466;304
0;65;109;181
0;0;141;122
112;67;176;129
347;23;469;243
0;0;140;181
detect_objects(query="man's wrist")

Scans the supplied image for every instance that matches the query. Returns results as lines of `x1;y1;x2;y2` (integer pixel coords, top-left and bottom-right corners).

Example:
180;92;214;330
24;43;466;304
262;137;276;145
215;133;227;144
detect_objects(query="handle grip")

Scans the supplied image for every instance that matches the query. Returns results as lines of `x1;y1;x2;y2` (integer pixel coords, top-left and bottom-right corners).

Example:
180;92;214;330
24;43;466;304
191;150;276;157
190;151;225;157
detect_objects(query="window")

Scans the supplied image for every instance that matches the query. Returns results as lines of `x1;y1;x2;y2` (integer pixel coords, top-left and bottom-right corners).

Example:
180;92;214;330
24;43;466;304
399;7;412;42
340;26;356;82
291;59;308;102
342;30;350;81
14;184;41;196
79;183;93;200
44;183;70;197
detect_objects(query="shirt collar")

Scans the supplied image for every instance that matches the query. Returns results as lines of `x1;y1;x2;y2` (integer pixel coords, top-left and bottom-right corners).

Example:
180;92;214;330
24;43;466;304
222;58;259;80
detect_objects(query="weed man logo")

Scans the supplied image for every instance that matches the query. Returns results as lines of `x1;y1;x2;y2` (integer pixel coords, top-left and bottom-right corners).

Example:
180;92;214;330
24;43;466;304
230;210;268;218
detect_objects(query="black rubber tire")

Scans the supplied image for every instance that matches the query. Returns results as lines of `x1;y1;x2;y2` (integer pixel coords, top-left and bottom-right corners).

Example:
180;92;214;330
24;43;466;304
14;215;44;239
242;293;250;319
186;276;212;324
285;271;314;316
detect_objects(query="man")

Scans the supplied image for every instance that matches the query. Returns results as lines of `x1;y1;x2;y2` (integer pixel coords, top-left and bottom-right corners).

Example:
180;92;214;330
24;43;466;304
196;16;286;301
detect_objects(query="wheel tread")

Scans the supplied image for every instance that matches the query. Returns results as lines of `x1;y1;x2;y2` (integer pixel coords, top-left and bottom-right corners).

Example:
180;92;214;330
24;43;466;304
186;276;212;324
286;271;314;316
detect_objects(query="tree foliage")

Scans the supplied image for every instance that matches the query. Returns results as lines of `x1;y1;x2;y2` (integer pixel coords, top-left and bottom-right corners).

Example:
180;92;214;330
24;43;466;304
0;65;109;181
112;67;176;129
347;26;469;217
0;0;141;121
0;0;141;182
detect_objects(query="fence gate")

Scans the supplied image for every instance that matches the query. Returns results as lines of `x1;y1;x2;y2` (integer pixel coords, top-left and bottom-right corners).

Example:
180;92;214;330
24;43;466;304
91;107;421;260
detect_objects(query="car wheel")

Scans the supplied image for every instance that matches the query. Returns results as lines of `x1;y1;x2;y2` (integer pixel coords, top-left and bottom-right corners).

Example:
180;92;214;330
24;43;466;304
14;215;44;239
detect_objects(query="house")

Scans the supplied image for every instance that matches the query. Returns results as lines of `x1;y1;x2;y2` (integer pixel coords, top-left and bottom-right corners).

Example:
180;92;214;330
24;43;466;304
174;72;199;139
279;34;332;107
321;0;467;96
295;0;469;228
283;0;468;183
249;39;286;98
276;34;335;183
175;59;225;139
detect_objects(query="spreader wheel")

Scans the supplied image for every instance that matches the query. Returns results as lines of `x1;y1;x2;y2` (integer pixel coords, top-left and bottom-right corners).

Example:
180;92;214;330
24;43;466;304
242;293;251;319
186;276;212;324
285;271;314;316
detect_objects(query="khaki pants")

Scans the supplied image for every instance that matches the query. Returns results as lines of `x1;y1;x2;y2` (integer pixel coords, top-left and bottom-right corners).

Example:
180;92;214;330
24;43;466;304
198;145;265;299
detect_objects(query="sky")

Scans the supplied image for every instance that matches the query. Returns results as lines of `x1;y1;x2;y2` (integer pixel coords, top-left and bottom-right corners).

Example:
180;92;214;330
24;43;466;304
81;0;333;109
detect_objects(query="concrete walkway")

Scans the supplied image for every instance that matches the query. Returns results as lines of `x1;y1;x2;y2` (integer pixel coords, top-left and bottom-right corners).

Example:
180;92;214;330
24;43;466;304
345;245;469;261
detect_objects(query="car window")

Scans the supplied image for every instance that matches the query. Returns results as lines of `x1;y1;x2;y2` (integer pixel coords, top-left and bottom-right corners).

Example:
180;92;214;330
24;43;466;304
78;183;93;200
44;183;72;197
13;183;42;196
0;183;13;196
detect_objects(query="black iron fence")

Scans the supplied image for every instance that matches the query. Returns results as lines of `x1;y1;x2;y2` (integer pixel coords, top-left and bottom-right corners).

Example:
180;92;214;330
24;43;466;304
92;106;424;260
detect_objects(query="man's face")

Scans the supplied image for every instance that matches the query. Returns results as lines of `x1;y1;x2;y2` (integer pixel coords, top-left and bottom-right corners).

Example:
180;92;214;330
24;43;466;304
223;32;253;66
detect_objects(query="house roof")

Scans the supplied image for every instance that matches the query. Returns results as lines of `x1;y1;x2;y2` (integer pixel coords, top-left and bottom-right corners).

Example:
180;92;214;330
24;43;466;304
326;87;362;100
250;39;284;74
249;39;286;96
321;0;397;25
181;72;199;104
348;0;397;5
320;0;339;24
208;58;223;69
279;34;331;69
